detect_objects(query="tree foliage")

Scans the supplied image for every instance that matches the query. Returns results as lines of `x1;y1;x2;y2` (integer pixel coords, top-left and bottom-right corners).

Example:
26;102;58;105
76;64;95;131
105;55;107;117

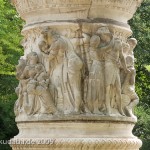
0;0;23;74
0;0;149;150
0;0;23;149
0;75;19;150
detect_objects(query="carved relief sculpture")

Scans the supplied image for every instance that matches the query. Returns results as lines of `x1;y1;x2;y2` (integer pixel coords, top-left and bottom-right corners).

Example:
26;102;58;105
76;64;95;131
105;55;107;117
10;0;143;150
87;35;104;114
122;38;139;119
15;26;139;118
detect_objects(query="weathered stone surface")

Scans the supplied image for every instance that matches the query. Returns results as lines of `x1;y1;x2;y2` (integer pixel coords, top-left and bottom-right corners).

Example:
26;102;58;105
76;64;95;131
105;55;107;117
11;0;143;24
10;0;143;149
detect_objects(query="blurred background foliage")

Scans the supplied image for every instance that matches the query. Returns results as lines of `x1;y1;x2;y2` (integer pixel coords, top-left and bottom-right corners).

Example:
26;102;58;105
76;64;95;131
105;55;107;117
0;0;149;149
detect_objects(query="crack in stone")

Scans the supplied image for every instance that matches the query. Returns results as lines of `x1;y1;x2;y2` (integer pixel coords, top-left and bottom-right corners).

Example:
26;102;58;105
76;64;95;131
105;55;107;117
87;0;92;19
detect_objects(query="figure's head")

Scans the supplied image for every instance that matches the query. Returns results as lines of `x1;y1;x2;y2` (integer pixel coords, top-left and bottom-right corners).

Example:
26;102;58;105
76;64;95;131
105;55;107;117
27;52;39;65
127;38;137;51
90;35;100;48
57;47;66;58
96;26;112;42
18;58;26;66
39;41;48;52
41;27;58;42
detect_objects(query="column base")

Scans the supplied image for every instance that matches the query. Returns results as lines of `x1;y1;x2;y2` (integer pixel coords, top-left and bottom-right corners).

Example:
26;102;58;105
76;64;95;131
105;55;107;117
10;117;142;150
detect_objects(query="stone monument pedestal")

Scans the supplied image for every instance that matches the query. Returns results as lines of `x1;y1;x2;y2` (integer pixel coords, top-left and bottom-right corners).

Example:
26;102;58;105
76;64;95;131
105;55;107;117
11;116;142;150
10;0;143;149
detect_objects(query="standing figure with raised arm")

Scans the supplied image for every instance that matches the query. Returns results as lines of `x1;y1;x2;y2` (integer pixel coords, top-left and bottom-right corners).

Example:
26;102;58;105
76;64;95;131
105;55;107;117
97;26;129;116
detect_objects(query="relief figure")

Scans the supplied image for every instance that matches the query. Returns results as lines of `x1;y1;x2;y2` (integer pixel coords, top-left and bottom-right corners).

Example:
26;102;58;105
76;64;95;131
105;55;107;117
97;27;129;116
122;38;139;118
38;28;84;114
87;35;104;114
67;51;83;114
15;52;57;116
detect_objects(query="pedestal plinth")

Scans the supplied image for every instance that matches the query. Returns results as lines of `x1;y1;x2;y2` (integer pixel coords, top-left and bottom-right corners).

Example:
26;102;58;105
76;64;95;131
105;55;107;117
11;0;143;149
11;116;142;150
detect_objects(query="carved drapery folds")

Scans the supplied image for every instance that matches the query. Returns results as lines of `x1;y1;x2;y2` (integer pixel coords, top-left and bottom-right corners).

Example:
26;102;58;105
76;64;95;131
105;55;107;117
11;0;144;149
15;24;138;119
